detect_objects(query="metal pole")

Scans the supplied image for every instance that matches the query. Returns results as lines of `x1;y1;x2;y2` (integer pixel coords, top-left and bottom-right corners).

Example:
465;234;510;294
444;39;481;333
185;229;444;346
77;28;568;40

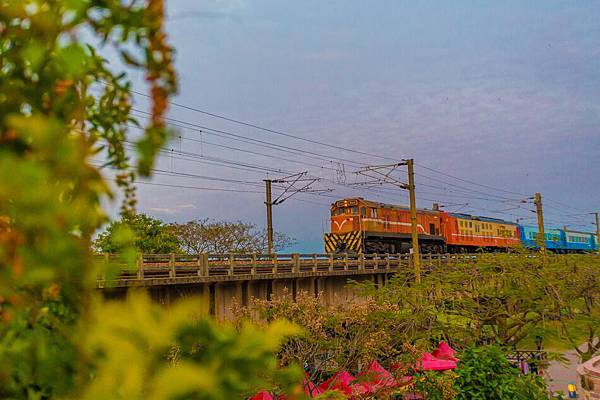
265;179;274;254
595;212;600;256
534;192;546;254
406;159;421;283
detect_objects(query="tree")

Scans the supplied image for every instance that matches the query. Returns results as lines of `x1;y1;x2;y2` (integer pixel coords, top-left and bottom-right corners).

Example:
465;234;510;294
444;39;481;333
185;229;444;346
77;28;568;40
230;290;418;395
94;213;181;254
171;219;295;254
540;256;600;362
453;345;547;400
358;253;600;362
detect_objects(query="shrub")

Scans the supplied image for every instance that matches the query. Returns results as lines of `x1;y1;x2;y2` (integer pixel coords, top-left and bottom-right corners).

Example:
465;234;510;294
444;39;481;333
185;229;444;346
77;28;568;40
453;345;547;400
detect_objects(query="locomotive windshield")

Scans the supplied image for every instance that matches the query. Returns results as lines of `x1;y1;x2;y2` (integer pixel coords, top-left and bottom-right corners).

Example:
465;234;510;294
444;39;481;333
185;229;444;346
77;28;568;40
333;207;346;215
333;206;359;215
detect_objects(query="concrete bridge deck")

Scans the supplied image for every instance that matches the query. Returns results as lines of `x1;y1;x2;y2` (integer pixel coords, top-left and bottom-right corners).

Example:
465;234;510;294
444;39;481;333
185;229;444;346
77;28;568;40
97;253;478;317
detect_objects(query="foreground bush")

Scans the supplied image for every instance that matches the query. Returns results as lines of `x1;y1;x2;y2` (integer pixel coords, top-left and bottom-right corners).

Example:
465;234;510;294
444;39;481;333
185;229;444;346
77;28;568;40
453;345;547;400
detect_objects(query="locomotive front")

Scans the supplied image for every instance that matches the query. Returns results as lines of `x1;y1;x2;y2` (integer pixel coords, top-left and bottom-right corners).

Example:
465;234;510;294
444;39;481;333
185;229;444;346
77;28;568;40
324;199;365;253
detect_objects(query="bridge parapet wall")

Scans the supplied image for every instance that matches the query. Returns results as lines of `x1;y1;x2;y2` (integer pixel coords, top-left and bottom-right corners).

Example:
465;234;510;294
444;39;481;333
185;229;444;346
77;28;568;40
97;252;474;288
98;253;476;318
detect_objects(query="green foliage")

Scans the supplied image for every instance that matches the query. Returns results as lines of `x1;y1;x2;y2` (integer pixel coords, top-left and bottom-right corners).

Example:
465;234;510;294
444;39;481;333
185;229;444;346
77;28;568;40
0;284;79;398
357;253;600;360
453;345;547;400
94;213;181;254
230;291;417;388
541;255;600;361
0;0;177;394
413;371;458;400
82;291;302;400
0;1;305;399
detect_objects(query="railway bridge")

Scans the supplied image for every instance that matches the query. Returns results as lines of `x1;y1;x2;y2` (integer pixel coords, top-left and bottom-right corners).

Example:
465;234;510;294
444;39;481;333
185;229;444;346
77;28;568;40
98;253;475;318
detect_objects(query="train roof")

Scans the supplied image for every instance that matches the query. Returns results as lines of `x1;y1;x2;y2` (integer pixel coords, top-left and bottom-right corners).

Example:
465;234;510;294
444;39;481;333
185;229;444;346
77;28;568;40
521;225;595;235
331;198;441;215
448;212;518;226
563;228;596;235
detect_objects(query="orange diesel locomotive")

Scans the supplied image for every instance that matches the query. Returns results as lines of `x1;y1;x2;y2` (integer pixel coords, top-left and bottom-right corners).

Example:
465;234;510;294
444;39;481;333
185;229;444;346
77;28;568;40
324;198;444;253
324;198;520;253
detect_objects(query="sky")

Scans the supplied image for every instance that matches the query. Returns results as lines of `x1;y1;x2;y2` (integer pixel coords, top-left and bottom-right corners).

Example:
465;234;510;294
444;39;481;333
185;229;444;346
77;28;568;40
104;0;600;252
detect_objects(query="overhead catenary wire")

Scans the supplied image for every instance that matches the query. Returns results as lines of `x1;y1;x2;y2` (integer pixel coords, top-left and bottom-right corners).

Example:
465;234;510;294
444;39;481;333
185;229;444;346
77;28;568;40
127;109;557;212
114;83;400;163
106;179;333;207
97;143;589;231
92;159;266;188
131;108;367;168
119;124;412;205
414;162;530;197
126;123;338;172
95;136;405;206
128;102;586;219
91;84;595;230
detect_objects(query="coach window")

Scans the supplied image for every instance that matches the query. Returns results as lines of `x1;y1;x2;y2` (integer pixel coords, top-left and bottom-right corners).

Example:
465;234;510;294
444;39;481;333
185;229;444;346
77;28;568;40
361;207;366;217
351;206;358;214
370;208;377;218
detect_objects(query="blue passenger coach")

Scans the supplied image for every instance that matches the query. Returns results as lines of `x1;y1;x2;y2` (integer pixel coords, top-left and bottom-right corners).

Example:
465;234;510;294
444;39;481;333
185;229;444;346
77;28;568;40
563;228;597;252
519;225;598;253
519;225;563;251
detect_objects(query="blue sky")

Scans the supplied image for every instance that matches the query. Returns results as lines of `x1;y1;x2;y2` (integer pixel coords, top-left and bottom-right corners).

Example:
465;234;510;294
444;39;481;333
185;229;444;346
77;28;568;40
109;1;600;252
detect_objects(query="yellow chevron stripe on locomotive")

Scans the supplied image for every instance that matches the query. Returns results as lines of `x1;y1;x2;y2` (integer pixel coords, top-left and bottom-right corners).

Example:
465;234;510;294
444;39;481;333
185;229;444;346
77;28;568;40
324;231;363;253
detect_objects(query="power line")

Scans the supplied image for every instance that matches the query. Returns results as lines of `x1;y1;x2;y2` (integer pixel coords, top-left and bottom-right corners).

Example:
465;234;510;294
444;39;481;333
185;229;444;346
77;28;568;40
125;180;263;193
92;159;266;188
109;179;333;207
118;84;400;163
415;172;526;202
128;103;591;218
92;84;594;227
118;138;298;177
99;137;399;205
131;108;368;167
128;109;557;211
127;123;337;172
414;163;529;197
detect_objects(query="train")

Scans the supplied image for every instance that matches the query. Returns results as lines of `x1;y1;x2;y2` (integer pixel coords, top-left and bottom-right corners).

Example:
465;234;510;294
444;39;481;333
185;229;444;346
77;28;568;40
324;198;598;254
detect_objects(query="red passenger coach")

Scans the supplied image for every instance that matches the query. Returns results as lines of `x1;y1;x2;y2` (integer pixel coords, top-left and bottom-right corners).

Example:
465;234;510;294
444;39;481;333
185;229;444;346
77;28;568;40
441;213;520;252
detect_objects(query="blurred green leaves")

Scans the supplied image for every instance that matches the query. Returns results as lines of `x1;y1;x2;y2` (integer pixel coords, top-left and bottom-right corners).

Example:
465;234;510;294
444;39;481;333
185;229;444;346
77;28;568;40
83;291;301;400
0;1;306;398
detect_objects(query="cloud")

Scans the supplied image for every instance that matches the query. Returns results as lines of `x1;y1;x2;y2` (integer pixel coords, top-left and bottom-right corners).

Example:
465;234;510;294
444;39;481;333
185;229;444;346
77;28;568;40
149;207;177;215
177;204;197;209
148;204;198;215
168;0;245;21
